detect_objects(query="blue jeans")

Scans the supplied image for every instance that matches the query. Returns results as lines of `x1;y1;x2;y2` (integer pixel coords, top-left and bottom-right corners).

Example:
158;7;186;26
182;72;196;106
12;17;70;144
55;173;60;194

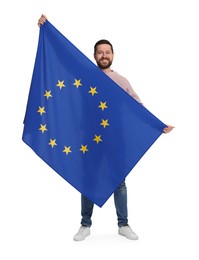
80;181;128;228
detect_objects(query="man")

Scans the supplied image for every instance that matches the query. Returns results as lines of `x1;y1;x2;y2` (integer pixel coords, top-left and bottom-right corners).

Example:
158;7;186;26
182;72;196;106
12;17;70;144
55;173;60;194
38;15;174;241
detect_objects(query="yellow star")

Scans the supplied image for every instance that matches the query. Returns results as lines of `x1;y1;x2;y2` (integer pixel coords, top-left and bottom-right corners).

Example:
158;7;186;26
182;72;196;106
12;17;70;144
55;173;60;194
93;135;102;144
37;106;46;116
56;80;65;90
48;139;57;148
63;146;72;155
88;87;98;96
73;79;82;88
100;119;109;128
44;90;52;99
38;124;47;133
80;144;88;154
98;101;108;111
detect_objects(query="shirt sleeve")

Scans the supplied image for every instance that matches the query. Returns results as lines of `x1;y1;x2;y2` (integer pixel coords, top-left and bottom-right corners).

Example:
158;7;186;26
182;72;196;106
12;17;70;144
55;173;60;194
106;71;143;105
116;75;143;104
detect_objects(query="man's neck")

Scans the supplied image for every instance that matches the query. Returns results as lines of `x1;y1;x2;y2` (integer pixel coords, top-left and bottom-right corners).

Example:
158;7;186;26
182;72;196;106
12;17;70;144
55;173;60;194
101;68;112;73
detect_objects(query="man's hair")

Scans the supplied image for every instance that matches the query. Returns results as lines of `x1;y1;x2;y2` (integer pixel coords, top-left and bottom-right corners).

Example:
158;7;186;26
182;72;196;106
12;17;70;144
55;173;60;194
94;39;114;54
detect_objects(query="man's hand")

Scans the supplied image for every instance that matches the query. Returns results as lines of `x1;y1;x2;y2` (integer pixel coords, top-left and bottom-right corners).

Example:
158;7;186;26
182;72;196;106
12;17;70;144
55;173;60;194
38;14;47;27
163;125;175;134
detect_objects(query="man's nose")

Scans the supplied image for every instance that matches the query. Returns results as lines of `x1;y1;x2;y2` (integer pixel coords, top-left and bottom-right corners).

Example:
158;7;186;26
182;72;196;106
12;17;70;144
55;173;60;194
102;52;107;58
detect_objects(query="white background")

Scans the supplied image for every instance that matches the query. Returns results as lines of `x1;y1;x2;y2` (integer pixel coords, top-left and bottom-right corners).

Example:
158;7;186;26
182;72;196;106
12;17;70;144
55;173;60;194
1;0;199;259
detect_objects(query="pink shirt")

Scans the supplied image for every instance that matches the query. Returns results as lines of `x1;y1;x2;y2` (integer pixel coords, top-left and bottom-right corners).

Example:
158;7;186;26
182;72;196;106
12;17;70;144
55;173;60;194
105;70;142;104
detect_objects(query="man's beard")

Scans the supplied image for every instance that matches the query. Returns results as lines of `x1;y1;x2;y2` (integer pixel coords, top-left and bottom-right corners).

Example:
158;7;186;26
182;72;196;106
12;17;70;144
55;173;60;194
96;59;112;70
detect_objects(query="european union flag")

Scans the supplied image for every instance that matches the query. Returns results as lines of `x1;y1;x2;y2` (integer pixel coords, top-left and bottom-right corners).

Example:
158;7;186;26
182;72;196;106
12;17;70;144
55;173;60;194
22;21;167;207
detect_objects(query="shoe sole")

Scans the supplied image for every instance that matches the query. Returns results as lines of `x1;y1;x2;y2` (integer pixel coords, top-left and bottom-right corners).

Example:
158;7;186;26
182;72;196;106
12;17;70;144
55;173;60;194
118;232;138;240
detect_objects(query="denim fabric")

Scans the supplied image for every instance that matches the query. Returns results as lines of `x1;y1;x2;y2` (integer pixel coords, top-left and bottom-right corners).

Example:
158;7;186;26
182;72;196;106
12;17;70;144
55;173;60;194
80;181;128;227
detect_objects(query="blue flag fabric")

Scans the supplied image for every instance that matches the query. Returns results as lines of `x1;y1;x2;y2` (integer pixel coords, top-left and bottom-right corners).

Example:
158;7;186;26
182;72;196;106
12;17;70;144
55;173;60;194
22;21;167;207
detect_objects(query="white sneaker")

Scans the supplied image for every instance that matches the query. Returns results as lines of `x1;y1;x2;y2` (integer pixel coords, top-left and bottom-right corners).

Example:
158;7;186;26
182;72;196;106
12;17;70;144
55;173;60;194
118;225;138;240
73;226;90;241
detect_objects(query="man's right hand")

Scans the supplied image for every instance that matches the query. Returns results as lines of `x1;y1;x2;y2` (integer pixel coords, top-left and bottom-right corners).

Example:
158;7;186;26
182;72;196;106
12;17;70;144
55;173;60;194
38;14;47;27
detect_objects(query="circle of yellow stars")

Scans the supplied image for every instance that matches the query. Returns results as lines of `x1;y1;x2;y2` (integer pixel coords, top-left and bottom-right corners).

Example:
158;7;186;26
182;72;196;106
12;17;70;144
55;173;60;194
37;78;110;156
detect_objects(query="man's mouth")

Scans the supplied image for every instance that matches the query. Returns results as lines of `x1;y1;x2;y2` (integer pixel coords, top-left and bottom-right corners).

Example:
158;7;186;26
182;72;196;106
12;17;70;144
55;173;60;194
100;59;109;62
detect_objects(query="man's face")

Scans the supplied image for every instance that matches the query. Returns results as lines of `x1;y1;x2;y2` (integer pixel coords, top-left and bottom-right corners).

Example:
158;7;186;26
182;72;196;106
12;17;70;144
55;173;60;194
94;44;114;70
